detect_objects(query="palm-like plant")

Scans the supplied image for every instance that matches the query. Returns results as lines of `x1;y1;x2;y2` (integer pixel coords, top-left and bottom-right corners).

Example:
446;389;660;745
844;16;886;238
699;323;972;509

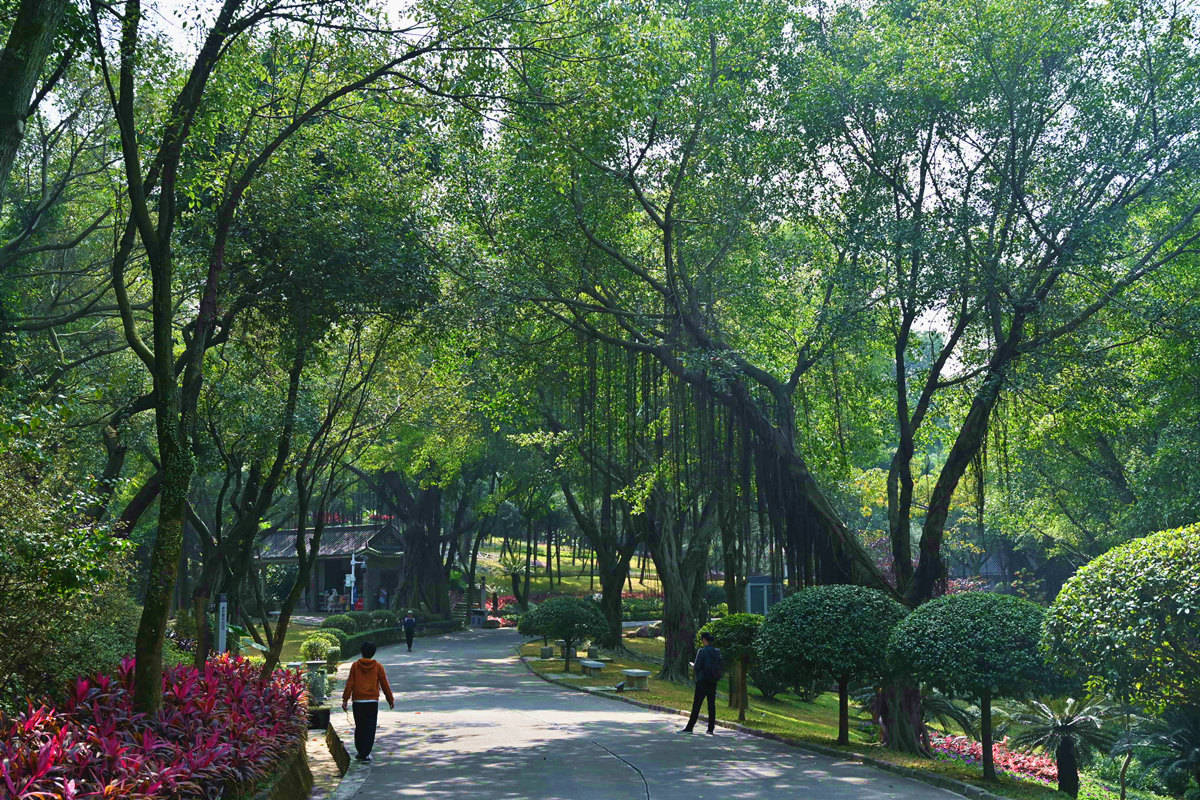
1005;696;1115;798
1136;706;1200;792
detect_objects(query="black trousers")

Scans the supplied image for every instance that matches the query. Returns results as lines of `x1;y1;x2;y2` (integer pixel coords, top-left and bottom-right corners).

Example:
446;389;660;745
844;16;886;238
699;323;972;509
405;630;415;650
352;701;379;758
685;680;717;732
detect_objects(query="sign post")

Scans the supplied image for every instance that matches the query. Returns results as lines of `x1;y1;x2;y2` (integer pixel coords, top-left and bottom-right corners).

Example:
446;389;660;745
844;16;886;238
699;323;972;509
217;593;228;653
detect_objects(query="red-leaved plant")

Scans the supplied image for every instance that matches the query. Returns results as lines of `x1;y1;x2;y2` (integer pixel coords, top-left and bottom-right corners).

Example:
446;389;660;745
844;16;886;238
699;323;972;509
0;655;306;799
930;733;1058;783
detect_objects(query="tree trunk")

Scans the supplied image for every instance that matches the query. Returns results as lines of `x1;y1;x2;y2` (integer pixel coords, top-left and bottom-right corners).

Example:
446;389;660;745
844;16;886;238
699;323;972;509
875;683;927;754
908;323;1023;605
738;658;748;722
0;0;67;199
980;689;996;781
133;431;191;713
1056;736;1079;798
838;675;850;745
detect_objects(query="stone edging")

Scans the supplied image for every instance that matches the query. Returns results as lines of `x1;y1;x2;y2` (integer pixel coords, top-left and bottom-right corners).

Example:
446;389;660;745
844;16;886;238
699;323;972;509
517;652;1007;800
324;716;372;800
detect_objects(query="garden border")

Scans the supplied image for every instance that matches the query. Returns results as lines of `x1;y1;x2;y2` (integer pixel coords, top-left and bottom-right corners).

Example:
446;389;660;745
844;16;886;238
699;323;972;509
518;651;1007;800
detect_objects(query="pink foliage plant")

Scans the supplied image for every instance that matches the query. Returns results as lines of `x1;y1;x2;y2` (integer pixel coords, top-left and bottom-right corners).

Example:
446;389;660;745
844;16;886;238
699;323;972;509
0;655;307;799
930;733;1058;783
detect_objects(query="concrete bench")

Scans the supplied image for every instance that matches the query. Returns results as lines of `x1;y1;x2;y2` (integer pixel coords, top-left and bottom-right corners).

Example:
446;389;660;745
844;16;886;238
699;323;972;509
579;660;605;676
621;669;651;690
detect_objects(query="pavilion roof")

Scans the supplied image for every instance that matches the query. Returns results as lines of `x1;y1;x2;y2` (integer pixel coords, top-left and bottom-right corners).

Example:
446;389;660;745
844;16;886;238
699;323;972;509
257;522;403;561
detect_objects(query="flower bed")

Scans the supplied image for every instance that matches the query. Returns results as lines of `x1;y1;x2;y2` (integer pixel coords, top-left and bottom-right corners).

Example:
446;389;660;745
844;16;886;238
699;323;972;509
930;733;1057;783
1;654;307;799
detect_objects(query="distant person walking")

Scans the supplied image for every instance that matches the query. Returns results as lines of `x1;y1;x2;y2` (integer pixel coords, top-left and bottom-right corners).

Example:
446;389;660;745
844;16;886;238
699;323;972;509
403;610;417;652
680;631;723;735
341;642;394;761
378;587;389;609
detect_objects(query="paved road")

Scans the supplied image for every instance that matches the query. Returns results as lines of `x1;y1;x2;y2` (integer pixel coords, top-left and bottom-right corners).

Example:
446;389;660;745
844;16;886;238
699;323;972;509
331;629;963;800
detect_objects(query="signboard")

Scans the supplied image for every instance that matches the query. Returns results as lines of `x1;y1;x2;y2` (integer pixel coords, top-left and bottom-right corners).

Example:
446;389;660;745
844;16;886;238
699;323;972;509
217;594;228;653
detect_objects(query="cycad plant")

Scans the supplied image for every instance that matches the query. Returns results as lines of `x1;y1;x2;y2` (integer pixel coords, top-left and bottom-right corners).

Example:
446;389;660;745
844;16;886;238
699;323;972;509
1137;706;1200;793
1005;696;1115;797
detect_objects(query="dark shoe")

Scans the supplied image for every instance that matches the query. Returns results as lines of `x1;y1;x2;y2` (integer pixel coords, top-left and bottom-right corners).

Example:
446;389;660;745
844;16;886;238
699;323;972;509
355;755;373;762
678;728;693;734
706;730;716;735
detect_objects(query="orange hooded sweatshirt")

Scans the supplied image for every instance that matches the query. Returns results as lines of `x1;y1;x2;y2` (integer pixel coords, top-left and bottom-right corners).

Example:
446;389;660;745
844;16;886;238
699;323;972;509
342;658;394;705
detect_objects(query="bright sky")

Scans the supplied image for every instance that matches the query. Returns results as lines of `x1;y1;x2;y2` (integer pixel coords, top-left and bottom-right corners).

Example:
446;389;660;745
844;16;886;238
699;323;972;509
147;0;416;56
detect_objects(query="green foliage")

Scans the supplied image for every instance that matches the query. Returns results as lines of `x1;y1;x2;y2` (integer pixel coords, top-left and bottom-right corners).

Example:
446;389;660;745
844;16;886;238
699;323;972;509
346;611;374;632
1136;705;1200;791
518;597;606;668
1004;696;1117;796
1043;523;1200;711
757;585;907;685
322;614;355;633
0;453;136;711
299;636;331;662
699;613;763;665
303;631;342;667
889;593;1045;700
316;627;349;648
370;610;397;628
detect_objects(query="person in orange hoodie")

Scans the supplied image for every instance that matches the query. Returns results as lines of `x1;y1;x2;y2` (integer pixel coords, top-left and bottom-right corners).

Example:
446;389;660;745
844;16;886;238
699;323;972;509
341;641;394;761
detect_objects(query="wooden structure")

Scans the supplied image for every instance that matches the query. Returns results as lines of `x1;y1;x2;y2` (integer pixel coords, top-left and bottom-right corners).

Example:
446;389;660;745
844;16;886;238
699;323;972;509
257;522;405;611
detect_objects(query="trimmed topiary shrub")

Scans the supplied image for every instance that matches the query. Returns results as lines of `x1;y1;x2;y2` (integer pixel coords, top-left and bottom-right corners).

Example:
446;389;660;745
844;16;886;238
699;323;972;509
699;613;763;721
518;597;606;673
303;631;342;670
322;614;354;632
315;627;349;650
346;611;374;632
756;585;907;745
889;592;1045;781
299;636;330;663
1043;522;1200;713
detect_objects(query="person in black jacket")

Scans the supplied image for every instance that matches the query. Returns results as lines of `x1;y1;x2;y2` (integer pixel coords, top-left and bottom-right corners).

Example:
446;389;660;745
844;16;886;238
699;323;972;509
403;610;417;651
680;631;723;734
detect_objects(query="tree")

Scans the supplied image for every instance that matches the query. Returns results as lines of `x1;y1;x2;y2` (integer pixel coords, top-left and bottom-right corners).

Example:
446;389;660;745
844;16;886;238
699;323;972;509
1004;696;1115;798
0;0;71;198
1043;522;1200;713
698;613;762;723
756;585;907;745
889;593;1046;780
518;596;605;673
89;0;531;711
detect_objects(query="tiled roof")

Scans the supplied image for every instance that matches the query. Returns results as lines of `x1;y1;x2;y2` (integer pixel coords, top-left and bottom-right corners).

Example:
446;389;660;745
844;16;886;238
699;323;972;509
258;522;403;560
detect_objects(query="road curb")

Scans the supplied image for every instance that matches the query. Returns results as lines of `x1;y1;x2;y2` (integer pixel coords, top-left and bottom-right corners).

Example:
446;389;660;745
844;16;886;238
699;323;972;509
518;652;1006;800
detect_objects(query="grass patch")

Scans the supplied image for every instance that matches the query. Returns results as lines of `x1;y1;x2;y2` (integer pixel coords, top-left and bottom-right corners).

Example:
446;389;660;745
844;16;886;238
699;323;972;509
241;623;322;665
518;639;1172;800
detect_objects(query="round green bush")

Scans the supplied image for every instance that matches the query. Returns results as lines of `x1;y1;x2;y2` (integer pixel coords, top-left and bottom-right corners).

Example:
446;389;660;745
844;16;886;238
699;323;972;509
315;627;349;648
299;636;331;662
322;614;355;632
1043;522;1200;712
699;613;762;663
756;585;907;744
888;592;1045;779
346;611;374;632
305;630;342;665
371;610;398;628
518;596;606;672
699;613;764;719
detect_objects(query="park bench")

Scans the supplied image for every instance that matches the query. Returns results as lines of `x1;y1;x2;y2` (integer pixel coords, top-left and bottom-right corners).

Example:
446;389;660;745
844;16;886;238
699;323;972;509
580;660;605;676
621;668;651;690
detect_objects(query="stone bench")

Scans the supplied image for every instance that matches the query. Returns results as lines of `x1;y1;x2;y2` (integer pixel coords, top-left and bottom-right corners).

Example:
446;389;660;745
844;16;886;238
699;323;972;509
579;660;605;676
621;669;651;690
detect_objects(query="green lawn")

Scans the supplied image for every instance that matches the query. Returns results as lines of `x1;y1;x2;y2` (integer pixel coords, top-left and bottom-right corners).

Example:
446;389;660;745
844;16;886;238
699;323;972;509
520;640;1173;800
240;622;323;665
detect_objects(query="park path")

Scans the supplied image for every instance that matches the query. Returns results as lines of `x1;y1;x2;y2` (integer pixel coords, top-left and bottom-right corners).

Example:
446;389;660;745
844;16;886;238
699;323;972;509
329;628;964;800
